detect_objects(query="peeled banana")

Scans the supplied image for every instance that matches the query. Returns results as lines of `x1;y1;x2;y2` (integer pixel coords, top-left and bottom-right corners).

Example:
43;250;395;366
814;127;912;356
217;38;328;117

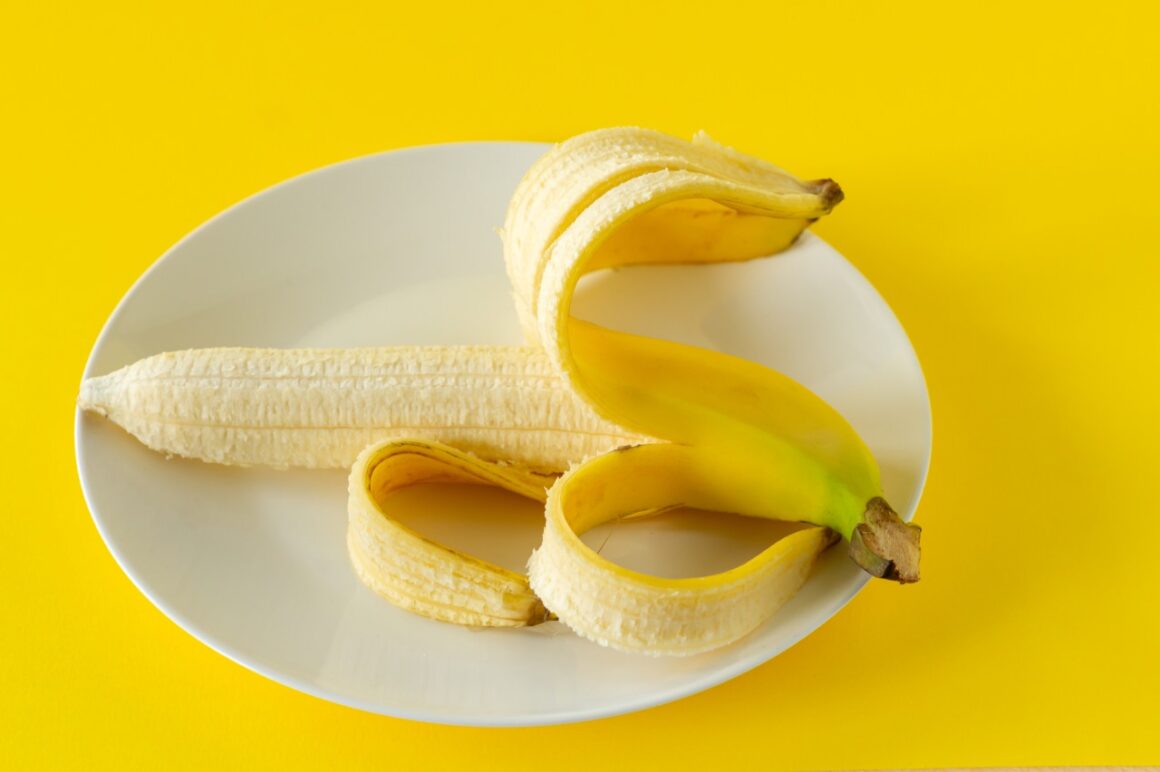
79;127;921;656
78;345;644;472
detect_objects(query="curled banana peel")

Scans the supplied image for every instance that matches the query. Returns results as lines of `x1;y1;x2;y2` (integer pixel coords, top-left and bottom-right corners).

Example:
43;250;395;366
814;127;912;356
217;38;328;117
353;128;920;653
502;128;841;344
348;439;555;627
528;444;841;655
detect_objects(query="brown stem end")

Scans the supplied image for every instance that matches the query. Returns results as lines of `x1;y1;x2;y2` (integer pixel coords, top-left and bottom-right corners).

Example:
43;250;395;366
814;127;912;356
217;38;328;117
809;178;845;210
849;497;921;583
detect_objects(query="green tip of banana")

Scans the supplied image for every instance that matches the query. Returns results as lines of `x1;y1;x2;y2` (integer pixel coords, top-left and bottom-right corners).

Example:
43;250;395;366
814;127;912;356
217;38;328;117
849;498;922;583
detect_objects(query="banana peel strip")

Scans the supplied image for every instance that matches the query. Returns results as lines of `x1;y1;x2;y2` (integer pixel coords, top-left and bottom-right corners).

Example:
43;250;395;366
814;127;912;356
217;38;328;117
529;444;839;655
348;439;553;627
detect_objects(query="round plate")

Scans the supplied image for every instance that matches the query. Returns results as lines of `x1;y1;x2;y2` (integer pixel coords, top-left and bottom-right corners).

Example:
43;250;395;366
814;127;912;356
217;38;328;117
76;142;931;726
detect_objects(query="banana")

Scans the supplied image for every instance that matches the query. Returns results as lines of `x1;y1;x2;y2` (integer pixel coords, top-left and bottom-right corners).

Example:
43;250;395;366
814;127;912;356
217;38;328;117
79;346;645;472
79;127;921;655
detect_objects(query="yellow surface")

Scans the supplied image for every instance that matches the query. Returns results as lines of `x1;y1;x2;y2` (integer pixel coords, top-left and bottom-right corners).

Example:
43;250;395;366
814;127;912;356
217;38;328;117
2;1;1157;768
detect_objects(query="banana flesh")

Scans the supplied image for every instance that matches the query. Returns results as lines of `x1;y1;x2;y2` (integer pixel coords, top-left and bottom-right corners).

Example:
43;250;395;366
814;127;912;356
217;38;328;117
79;346;644;472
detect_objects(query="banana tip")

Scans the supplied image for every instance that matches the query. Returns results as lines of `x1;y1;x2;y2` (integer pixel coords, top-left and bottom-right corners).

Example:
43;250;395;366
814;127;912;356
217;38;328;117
77;376;109;416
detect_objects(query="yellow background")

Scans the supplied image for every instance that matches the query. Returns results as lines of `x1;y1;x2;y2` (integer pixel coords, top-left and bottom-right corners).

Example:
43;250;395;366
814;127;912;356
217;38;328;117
3;1;1157;768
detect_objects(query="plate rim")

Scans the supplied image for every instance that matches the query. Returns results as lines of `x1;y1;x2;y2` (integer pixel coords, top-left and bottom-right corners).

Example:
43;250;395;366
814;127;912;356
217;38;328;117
74;141;932;726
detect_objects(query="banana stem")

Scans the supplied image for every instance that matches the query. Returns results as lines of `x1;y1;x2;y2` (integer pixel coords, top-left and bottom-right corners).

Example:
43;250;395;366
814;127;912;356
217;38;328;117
808;178;845;210
848;498;921;583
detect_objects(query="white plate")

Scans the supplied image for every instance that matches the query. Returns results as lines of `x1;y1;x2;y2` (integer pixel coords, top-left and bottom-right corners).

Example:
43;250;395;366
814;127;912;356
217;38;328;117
76;142;931;726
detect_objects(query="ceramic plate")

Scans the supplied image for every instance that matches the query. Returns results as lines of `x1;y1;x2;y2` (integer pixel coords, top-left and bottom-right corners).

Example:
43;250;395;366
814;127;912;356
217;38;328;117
75;142;930;726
